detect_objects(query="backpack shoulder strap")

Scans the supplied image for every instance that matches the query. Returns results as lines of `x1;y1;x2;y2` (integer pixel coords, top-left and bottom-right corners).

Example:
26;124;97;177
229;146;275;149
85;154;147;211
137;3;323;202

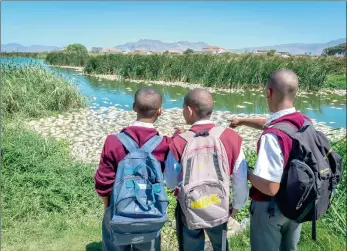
208;126;225;138
140;135;163;153
115;132;139;153
269;122;298;138
178;131;196;142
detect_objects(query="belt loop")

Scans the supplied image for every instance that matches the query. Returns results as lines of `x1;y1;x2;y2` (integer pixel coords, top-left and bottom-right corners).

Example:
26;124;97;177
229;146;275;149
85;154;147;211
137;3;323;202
268;197;276;218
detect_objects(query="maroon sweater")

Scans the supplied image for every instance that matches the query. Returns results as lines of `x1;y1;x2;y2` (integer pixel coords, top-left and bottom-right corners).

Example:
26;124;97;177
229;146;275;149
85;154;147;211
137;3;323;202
94;126;171;197
169;124;243;175
250;112;310;201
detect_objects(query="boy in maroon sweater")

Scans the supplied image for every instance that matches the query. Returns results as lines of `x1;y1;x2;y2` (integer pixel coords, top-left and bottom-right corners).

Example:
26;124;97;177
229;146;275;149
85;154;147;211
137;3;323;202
165;88;249;251
94;87;171;251
230;69;307;251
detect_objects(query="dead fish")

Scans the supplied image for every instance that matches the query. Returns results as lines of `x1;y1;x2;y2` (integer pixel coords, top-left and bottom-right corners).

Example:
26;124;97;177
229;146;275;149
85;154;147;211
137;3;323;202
236;105;246;108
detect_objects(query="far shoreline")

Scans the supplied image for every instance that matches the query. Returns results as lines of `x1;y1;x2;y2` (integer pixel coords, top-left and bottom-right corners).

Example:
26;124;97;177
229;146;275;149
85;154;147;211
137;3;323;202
48;64;346;96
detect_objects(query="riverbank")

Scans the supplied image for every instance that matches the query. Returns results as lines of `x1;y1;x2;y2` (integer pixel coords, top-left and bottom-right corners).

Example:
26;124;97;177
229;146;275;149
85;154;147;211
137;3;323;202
48;64;346;96
45;52;345;91
25;107;346;164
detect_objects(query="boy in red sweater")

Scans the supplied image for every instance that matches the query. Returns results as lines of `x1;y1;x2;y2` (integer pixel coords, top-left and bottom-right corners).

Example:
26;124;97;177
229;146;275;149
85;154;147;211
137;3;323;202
94;87;171;251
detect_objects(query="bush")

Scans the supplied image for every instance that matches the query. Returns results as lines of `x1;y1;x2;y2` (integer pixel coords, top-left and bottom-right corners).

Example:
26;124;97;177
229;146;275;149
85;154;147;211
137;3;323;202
1;62;86;119
45;51;88;66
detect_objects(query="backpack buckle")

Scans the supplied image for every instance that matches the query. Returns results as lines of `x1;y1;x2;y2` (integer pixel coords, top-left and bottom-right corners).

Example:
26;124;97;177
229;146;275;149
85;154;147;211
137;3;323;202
194;129;210;137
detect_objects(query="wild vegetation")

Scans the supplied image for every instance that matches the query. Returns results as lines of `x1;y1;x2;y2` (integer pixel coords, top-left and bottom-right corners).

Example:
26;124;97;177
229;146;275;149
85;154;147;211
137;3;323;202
84;53;345;90
322;43;346;57
1;62;86;119
1;52;47;59
45;43;89;66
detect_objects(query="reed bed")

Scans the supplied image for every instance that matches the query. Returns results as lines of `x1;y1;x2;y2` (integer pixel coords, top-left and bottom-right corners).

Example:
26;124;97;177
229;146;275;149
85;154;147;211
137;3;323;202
84;54;344;90
1;62;86;119
1;52;47;59
45;51;88;67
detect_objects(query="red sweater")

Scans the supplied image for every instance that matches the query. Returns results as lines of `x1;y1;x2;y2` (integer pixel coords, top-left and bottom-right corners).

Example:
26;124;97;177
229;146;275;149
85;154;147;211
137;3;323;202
169;124;243;175
250;112;310;201
94;126;171;197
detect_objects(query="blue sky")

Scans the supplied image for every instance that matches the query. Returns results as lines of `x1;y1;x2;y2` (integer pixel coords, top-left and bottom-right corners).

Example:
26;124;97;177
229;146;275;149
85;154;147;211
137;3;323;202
2;1;346;49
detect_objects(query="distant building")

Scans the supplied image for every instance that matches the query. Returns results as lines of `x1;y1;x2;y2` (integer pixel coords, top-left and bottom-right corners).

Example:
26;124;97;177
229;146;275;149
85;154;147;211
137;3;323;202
203;46;224;54
133;49;147;54
276;51;291;57
217;49;232;54
91;47;102;53
101;47;121;54
168;49;183;55
253;50;269;55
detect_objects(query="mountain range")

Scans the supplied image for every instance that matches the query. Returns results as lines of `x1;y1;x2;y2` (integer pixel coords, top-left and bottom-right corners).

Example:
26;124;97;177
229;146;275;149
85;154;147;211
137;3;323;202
233;38;346;55
115;39;208;52
1;43;62;52
1;38;345;55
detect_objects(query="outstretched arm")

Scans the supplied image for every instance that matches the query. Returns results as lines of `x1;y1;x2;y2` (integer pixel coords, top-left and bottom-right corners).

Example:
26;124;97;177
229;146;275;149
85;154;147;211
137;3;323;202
229;118;267;130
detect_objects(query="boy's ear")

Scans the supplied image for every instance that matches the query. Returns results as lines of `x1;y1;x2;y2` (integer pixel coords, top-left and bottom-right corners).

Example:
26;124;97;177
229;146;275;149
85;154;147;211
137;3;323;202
133;102;137;112
157;107;163;116
187;105;193;117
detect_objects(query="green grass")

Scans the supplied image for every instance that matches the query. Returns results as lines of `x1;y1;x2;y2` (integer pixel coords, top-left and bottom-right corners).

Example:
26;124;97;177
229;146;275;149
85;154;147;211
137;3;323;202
45;51;89;67
1;52;47;59
1;62;86;119
325;74;346;89
2;127;345;250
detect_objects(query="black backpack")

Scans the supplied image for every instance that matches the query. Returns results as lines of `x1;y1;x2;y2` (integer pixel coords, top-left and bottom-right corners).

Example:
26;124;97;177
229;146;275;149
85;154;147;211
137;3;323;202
270;119;343;241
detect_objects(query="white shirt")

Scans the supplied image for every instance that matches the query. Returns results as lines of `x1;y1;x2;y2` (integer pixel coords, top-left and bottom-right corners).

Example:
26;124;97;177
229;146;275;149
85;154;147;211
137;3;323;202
164;120;249;210
131;121;154;128
253;107;296;183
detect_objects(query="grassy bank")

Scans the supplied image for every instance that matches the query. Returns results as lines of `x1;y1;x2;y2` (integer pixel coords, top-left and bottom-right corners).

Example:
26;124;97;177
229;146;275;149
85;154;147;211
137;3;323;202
325;74;347;89
1;52;47;59
1;62;86;119
1;63;93;250
45;51;89;67
83;54;345;90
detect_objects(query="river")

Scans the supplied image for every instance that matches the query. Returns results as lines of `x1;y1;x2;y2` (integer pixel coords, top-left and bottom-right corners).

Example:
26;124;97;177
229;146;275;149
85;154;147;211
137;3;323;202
3;57;346;128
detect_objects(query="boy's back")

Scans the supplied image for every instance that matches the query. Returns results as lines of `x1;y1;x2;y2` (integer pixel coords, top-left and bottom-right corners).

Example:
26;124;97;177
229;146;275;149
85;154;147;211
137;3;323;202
164;88;249;251
94;87;170;251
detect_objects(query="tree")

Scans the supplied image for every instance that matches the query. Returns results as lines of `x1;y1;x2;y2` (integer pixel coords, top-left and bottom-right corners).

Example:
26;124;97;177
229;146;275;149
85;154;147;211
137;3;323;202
267;49;276;56
65;44;88;55
322;43;346;57
183;48;194;55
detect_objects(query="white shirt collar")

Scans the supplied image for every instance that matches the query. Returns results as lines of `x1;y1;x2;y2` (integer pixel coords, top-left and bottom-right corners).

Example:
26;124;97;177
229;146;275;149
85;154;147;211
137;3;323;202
192;119;215;126
264;107;296;127
131;121;155;128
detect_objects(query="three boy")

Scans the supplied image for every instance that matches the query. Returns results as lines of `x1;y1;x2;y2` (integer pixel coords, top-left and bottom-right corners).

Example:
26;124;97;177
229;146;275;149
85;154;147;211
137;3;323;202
95;70;310;251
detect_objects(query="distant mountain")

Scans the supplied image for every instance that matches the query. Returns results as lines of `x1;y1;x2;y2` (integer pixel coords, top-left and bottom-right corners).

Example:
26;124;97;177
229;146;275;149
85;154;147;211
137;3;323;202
116;39;209;52
1;43;62;52
233;38;346;55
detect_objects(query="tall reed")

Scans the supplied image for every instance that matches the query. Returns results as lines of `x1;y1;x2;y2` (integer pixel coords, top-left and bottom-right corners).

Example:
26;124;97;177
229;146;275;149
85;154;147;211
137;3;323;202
84;54;342;90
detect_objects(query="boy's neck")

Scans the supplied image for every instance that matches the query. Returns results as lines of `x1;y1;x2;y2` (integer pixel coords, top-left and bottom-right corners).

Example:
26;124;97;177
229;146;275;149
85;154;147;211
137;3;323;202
136;117;156;124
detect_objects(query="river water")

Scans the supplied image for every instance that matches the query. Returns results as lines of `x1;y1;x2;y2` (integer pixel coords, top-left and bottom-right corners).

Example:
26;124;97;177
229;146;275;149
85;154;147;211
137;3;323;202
3;57;346;128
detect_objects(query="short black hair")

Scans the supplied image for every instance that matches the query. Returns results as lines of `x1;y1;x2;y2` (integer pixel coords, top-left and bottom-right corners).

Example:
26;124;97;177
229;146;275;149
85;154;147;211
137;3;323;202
184;88;214;119
134;87;162;118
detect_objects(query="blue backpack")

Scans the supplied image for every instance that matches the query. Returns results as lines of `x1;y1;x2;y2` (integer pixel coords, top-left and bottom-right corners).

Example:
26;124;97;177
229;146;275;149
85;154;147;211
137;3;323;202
108;132;169;246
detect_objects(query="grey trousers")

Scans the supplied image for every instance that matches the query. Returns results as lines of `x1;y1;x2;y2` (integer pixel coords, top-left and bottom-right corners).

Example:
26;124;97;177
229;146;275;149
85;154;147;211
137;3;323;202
250;200;302;251
102;207;161;251
175;204;229;251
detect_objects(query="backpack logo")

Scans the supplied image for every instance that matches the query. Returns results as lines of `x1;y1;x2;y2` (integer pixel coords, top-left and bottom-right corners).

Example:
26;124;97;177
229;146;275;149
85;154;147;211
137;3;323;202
177;126;230;230
191;194;221;209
